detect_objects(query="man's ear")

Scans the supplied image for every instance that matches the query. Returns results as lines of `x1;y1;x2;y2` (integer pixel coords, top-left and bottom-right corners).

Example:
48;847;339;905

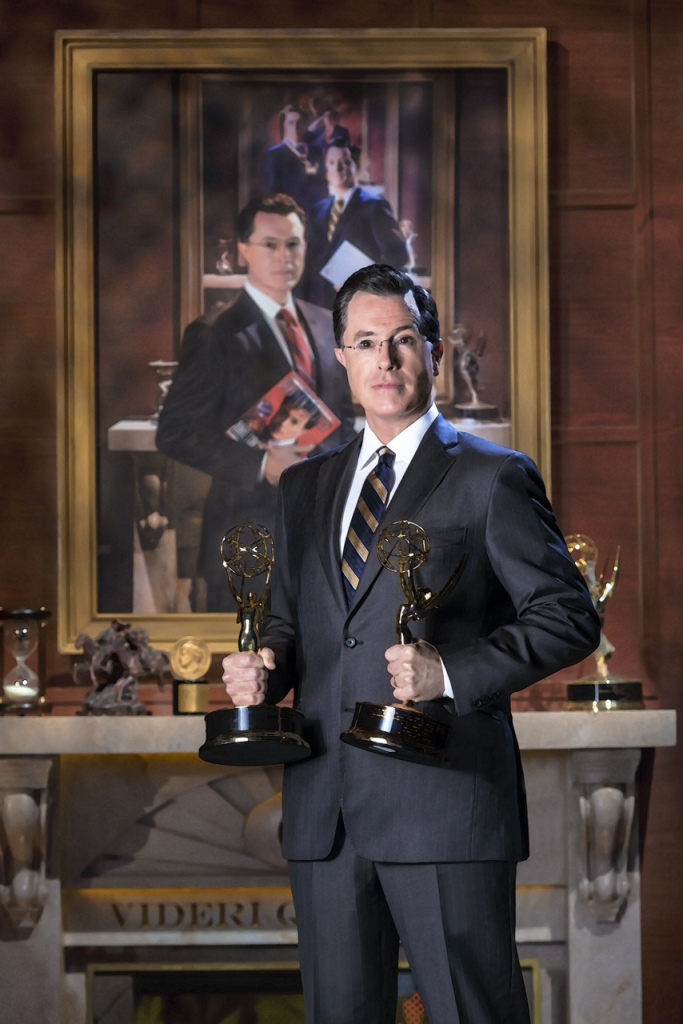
334;347;347;368
431;338;444;376
237;240;249;272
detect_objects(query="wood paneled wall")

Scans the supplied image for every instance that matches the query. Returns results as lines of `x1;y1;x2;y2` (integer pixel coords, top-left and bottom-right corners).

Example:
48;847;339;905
0;2;681;1021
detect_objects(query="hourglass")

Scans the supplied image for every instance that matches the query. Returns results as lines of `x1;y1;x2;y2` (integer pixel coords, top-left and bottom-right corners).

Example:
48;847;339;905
0;608;51;714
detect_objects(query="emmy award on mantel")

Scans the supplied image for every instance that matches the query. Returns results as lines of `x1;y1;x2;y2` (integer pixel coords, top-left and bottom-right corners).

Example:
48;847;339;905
564;533;644;711
198;522;312;766
341;520;467;768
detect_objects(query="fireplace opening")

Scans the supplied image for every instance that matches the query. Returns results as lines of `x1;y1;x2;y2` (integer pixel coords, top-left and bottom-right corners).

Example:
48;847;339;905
88;962;432;1024
87;960;539;1023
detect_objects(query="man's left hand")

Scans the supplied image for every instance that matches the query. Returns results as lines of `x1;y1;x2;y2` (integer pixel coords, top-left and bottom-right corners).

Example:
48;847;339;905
385;639;445;703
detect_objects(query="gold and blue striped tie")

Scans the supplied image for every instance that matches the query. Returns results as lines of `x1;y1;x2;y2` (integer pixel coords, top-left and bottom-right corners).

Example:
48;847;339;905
341;446;396;603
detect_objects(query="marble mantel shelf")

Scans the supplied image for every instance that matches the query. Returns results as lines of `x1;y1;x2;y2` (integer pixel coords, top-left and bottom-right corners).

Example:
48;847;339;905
0;709;675;756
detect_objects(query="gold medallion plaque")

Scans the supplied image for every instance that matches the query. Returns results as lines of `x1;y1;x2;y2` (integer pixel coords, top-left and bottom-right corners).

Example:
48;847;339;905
170;637;212;715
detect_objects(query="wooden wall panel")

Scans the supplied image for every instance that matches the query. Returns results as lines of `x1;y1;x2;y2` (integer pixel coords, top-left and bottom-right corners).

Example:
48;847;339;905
551;439;642;678
644;6;683;1020
0;212;59;613
200;0;430;30
551;208;639;429
549;26;635;196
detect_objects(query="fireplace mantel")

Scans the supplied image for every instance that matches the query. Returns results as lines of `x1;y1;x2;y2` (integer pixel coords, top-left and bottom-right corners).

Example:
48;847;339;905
0;708;675;755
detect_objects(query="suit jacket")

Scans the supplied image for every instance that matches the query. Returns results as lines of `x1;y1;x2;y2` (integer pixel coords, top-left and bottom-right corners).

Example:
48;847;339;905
156;291;356;591
261;417;600;863
261;142;327;211
298;188;409;308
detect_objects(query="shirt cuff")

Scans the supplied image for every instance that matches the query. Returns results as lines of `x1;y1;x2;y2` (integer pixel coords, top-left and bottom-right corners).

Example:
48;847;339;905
440;656;454;700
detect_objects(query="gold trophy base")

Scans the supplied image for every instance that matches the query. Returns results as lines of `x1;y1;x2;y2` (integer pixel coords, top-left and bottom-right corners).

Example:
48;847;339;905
173;679;210;715
340;701;452;768
566;676;644;712
199;705;312;766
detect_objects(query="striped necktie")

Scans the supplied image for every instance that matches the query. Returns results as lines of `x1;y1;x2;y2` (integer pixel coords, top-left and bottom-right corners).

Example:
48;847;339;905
341;446;396;603
276;308;315;388
327;196;345;242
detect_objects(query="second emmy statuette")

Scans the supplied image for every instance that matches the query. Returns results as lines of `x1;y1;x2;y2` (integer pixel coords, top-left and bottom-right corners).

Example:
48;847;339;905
198;522;311;766
340;520;467;768
564;534;644;711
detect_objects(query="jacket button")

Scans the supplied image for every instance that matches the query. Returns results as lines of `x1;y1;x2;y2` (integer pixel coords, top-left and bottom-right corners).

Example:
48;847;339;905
344;637;357;648
474;698;483;707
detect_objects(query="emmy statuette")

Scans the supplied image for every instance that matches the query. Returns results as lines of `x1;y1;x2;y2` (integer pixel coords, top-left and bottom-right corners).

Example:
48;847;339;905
564;534;644;711
340;520;467;768
198;523;311;766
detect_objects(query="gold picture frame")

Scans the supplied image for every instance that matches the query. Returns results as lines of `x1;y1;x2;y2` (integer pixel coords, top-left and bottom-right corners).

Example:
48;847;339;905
56;28;549;653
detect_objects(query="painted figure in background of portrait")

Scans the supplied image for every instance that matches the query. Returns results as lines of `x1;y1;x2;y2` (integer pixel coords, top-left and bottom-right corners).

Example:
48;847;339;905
156;193;356;611
260;105;328;213
298;141;409;309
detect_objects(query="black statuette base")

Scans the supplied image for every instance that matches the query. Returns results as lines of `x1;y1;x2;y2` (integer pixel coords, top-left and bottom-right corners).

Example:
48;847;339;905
566;679;644;711
340;701;452;769
199;705;312;766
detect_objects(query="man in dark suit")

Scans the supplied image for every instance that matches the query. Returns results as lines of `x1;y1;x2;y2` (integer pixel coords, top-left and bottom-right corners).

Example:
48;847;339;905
222;265;600;1023
298;141;409;308
261;106;328;213
156;194;355;611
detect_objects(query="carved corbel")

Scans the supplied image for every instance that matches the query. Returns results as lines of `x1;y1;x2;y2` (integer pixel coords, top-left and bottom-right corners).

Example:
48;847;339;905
0;758;52;933
573;749;641;923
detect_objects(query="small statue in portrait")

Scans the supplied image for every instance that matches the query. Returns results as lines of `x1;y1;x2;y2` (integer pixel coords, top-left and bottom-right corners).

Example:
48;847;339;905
448;324;499;421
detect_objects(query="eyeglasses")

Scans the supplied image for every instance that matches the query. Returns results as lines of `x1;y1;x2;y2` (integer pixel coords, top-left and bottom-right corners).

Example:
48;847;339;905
341;334;429;358
246;239;305;253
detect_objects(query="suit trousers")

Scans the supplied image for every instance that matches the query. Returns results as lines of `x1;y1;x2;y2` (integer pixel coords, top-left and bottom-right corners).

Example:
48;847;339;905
288;818;530;1024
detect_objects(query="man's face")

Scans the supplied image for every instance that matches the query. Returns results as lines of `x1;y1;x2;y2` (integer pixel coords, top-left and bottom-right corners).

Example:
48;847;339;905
325;146;357;191
238;211;306;304
334;291;443;442
283;111;303;143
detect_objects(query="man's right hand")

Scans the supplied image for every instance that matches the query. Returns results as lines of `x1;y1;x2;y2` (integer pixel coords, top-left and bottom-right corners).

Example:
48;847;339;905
222;648;275;707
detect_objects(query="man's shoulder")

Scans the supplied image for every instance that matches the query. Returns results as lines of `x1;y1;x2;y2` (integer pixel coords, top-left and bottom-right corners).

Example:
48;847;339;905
431;415;534;468
282;437;356;485
296;298;333;331
209;289;262;330
310;195;333;217
354;187;389;208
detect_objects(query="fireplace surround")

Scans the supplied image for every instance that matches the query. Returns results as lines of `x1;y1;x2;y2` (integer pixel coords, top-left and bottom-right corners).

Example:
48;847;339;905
0;711;675;1024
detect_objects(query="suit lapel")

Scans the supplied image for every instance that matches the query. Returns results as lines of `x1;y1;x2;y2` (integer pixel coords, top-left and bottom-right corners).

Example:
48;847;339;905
349;417;461;610
314;434;363;615
234;292;295;377
384;417;460;523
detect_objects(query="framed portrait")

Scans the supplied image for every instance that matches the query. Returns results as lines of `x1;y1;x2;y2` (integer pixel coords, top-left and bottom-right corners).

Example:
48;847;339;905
57;29;549;652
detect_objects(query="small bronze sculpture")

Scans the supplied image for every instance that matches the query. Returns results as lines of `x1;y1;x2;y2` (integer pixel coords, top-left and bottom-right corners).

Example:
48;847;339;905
74;619;170;715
